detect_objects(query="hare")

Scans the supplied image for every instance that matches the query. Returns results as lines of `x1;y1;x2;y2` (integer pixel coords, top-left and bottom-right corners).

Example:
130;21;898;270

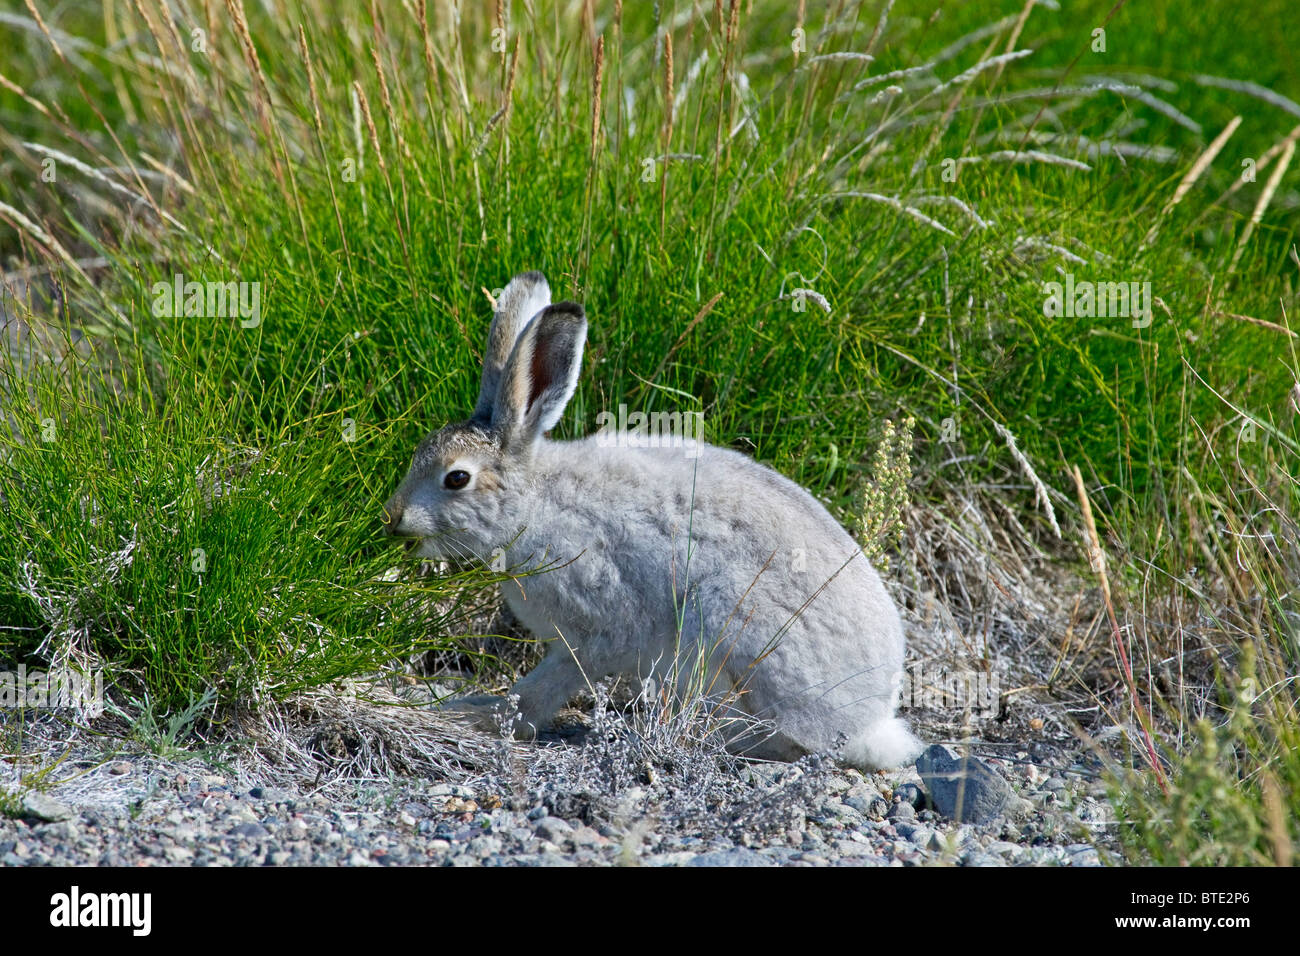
384;271;921;770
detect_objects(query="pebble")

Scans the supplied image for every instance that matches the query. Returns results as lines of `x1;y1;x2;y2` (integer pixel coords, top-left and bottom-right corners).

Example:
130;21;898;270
688;848;774;867
648;851;698;866
887;800;917;822
21;792;74;823
250;787;292;804
893;783;926;808
906;826;933;846
835;839;878;857
1065;844;1102;866
468;836;502;858
843;795;871;814
164;845;195;863
35;821;79;841
228;822;270;839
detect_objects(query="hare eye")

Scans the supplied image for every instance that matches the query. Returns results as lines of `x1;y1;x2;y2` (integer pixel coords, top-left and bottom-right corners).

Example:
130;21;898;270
444;470;471;490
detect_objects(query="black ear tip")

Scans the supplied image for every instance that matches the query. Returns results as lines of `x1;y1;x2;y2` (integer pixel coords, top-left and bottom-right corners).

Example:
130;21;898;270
546;301;585;321
517;270;547;283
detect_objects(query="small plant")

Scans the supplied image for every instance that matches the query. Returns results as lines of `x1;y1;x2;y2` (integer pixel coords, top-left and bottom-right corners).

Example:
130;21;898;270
1112;657;1298;866
857;417;915;571
0;725;76;818
0;786;21;819
107;687;219;760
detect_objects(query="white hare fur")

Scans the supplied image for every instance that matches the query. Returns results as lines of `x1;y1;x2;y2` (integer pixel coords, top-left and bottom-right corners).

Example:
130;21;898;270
385;271;922;770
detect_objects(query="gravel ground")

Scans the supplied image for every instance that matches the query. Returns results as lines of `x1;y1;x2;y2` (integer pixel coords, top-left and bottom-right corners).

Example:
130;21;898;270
1;718;1119;867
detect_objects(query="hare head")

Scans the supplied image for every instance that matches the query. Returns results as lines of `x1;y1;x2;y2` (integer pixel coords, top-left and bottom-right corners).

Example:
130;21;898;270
383;271;584;565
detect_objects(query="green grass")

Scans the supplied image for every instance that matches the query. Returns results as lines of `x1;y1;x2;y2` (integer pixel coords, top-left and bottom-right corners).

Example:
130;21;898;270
0;0;1297;862
0;325;489;711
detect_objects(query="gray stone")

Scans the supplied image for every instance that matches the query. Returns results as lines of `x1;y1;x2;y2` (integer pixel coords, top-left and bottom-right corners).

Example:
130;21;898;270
647;851;699;866
164;845;195;863
228;822;270;839
535;817;573;844
468;836;503;858
887;799;916;822
845;780;883;800
823;775;853;794
687;848;776;867
893;782;926;808
843;795;873;814
35;820;79;841
835;839;880;857
916;745;1022;823
1028;845;1068;865
1065;843;1101;866
21;792;73;822
228;805;261;825
249;787;291;804
1076;800;1112;823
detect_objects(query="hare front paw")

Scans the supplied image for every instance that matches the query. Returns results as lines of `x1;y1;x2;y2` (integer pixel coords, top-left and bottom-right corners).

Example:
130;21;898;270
441;694;510;734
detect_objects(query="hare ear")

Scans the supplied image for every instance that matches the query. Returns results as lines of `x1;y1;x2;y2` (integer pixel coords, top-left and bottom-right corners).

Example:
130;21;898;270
472;271;551;424
493;303;587;453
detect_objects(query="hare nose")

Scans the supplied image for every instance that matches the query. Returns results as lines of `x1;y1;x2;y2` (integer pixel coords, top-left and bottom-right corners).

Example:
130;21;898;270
384;501;405;535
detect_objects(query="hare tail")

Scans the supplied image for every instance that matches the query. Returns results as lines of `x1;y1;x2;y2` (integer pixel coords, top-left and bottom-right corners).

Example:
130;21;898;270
843;717;923;771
